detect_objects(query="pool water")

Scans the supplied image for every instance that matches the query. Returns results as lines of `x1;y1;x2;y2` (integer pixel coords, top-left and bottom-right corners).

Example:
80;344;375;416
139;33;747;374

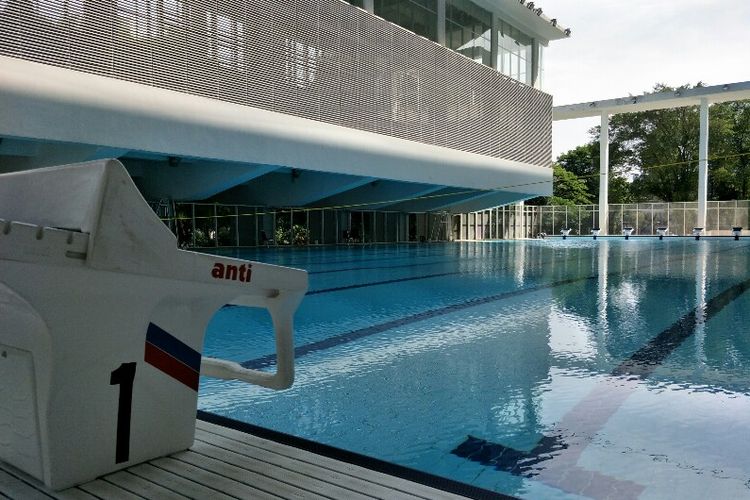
198;239;750;499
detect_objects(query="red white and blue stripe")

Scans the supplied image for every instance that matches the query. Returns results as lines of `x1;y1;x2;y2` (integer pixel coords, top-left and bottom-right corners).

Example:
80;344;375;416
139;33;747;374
144;323;201;391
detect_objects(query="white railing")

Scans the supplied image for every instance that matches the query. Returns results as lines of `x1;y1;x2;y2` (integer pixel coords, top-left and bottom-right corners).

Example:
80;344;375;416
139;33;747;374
457;200;750;239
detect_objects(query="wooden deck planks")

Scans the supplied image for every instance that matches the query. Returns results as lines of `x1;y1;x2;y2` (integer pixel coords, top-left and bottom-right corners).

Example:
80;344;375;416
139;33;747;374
149;456;279;500
0;468;52;500
191;438;375;500
196;421;465;500
104;470;188;500
193;428;419;500
126;463;238;500
0;420;473;500
77;479;145;499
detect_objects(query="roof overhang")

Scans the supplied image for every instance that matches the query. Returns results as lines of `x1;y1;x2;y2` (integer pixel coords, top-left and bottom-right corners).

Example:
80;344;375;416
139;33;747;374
474;0;569;44
0;56;552;198
554;81;750;121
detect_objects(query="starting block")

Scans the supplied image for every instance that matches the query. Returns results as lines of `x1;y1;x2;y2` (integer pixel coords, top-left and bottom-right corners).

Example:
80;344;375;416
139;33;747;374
0;160;308;489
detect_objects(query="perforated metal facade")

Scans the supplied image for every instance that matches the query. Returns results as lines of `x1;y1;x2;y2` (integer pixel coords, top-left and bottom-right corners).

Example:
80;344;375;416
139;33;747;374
0;0;552;167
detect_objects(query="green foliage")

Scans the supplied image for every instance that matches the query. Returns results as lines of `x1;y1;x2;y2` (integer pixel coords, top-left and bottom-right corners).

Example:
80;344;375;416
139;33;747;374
708;99;750;199
608;176;634;204
550;165;593;205
556;144;599;198
526;164;593;206
275;223;309;245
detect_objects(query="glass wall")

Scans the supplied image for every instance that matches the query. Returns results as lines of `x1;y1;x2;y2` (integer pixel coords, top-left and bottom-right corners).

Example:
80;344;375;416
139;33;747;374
445;0;491;66
348;0;540;87
375;0;438;42
165;203;453;247
496;19;533;85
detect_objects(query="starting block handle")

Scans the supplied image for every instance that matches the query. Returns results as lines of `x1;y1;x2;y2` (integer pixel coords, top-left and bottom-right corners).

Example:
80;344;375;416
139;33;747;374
199;293;298;390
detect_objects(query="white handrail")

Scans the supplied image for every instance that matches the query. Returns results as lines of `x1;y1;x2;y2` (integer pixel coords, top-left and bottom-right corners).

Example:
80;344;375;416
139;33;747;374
200;294;298;390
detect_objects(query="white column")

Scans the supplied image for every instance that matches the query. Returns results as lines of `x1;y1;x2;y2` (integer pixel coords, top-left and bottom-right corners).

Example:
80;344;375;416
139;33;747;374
531;39;540;88
437;0;446;46
363;0;374;13
599;112;609;235
697;98;709;229
490;13;499;70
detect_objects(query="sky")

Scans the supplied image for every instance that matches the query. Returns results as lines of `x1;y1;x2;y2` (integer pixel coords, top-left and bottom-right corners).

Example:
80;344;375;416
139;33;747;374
543;0;750;160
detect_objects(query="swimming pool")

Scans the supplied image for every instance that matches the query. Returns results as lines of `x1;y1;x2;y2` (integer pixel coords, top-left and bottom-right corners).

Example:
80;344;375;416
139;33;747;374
198;239;750;499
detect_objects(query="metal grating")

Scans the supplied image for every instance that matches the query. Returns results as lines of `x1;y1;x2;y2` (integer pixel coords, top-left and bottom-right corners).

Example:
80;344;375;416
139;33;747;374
0;0;552;167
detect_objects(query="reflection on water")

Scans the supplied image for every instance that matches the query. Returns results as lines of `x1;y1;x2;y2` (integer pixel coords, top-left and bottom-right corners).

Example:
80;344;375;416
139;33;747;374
200;239;750;499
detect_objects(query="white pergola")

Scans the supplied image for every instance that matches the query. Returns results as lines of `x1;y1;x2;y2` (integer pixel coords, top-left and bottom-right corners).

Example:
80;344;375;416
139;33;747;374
553;81;750;234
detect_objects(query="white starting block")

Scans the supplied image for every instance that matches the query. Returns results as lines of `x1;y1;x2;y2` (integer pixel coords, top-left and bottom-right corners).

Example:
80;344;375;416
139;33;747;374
693;227;704;240
560;228;572;240
656;226;668;240
0;160;308;489
733;226;743;240
622;226;634;239
591;228;601;240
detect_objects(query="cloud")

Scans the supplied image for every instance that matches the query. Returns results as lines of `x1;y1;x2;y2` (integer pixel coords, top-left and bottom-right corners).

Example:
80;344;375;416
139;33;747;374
544;0;750;157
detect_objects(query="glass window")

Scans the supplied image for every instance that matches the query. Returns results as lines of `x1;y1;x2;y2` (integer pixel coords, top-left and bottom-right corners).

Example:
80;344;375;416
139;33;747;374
284;39;322;88
496;19;532;84
536;44;545;89
375;0;438;42
33;0;84;23
117;0;159;37
163;0;184;28
445;0;491;66
207;12;245;71
346;0;366;8
115;0;184;37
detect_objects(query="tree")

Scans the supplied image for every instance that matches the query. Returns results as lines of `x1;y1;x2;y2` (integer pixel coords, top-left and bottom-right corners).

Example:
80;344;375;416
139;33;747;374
709;100;750;199
526;165;593;206
556;144;599;198
550;165;593;206
558;131;634;203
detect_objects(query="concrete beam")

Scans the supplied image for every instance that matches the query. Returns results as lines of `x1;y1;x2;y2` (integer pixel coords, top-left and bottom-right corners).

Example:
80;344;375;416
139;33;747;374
124;158;279;201
384;187;481;213
0;142;129;172
314;181;443;211
213;170;373;207
441;191;535;214
0;57;551;193
554;81;750;121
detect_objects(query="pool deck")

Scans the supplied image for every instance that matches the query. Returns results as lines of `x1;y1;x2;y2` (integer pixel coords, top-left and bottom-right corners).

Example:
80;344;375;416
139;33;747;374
0;418;480;500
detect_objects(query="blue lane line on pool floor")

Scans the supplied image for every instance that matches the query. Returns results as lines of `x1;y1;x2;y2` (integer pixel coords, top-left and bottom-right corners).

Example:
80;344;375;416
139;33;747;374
612;275;750;378
242;274;596;369
309;259;462;275
451;275;750;479
253;246;465;268
241;241;750;369
307;272;460;295
241;243;680;366
306;247;604;294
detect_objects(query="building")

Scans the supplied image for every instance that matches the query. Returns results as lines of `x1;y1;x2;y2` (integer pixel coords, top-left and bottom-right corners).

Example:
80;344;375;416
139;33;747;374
0;0;567;245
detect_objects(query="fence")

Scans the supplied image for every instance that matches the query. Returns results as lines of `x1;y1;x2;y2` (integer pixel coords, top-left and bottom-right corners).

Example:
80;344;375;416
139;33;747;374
157;202;450;247
456;200;750;240
154;200;750;246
